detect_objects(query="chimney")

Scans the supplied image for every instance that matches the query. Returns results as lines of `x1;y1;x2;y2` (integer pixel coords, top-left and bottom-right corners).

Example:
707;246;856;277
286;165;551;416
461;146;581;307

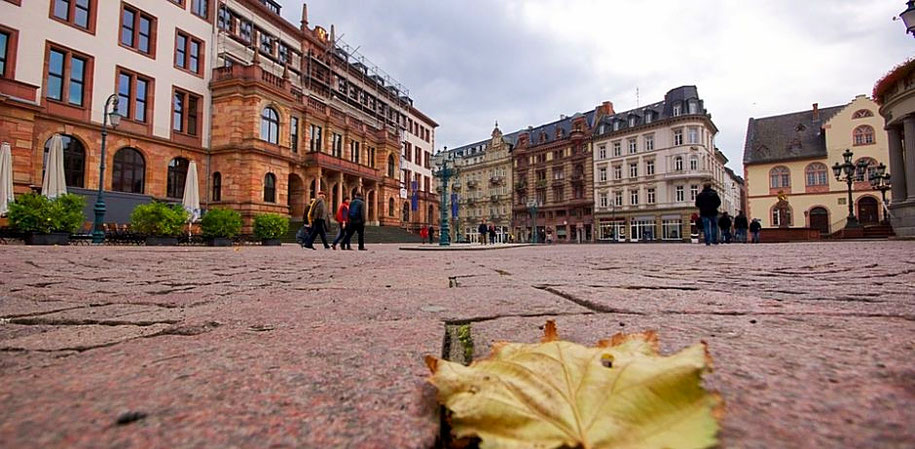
300;3;309;30
812;103;819;121
602;101;615;115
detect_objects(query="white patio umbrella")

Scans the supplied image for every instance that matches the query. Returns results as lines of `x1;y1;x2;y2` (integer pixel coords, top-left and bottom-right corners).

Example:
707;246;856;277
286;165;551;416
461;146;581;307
182;160;200;222
0;142;13;216
42;134;67;199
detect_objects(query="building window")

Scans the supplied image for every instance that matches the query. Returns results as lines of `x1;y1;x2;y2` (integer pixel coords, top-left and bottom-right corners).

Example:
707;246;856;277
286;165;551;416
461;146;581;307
112;147;145;193
674;129;683;146
116;68;151;123
662;219;682;240
612;142;621;157
332;133;343;158
191;0;208;19
350;141;360;164
263;173;276;203
42;135;85;188
175;30;203;75
853;125;875;146
52;0;94;31
644;112;652;124
645;160;655;176
387;154;396;178
628;138;637;154
613;165;622;180
769;166;790;189
598;145;606;159
688;100;698;114
687;127;698;144
690;157;698;171
628;116;637;127
217;5;231;30
166;157;189;199
647;188;656;204
46;47;88;107
290;117;299;153
553;187;564;202
613;121;620;131
674;156;683;171
260;107;279;144
672;103;682;116
172;89;201;136
690;184;698;201
852;109;873;119
388;197;395;217
369;147;376;168
772;204;792;227
598;166;607;182
120;4;155;56
805;163;828;186
630;190;639;205
599;192;608;208
644;135;654;151
0;29;10;78
676;185;684;202
259;33;273;55
309;124;322;152
240;21;252;42
629;163;638;178
212;172;221;201
278;43;288;64
614;191;623;207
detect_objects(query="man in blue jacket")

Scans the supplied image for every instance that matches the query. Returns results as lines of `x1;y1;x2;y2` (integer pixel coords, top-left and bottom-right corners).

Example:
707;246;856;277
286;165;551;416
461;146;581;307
342;192;367;250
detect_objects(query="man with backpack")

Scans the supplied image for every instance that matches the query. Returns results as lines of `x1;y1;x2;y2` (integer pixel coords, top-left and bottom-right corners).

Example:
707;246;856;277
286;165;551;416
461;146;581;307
332;196;350;250
296;198;316;246
342;192;367;250
303;191;330;250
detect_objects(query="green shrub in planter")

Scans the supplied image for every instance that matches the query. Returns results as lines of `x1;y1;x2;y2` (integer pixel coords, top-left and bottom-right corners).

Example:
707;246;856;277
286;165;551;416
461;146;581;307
8;193;85;234
200;208;242;239
130;202;188;237
253;213;289;240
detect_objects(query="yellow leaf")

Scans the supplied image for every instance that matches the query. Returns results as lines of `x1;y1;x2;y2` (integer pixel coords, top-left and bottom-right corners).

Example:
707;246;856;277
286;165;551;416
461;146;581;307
426;320;722;449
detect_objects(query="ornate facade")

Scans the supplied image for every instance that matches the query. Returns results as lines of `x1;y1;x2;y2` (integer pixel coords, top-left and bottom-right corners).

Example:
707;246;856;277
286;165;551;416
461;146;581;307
874;58;915;238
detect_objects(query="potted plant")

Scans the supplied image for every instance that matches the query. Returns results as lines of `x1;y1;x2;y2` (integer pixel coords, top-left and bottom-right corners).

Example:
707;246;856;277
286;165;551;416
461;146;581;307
200;208;242;246
8;193;85;245
253;213;288;246
130;202;188;246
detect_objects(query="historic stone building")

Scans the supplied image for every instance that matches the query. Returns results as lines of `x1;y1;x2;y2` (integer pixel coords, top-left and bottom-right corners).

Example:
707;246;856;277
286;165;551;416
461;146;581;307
743;95;889;234
874;58;915;238
0;0;437;229
444;123;516;242
512;111;596;243
592;86;724;241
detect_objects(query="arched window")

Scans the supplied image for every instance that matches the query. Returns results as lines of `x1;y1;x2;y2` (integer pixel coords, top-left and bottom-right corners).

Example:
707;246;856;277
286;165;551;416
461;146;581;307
167;157;190;199
264;173;276;203
853;125;874;146
387;154;395;178
689;157;698;171
852;109;873;119
260;107;279;144
43;134;86;188
769;166;790;189
805;163;828;186
854;157;878;182
212;172;222;201
388;197;395;217
112;147;145;193
674;156;683;171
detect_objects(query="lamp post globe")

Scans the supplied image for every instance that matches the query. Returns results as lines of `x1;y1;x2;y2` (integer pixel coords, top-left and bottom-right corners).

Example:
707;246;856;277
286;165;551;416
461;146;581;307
901;0;915;36
91;94;120;244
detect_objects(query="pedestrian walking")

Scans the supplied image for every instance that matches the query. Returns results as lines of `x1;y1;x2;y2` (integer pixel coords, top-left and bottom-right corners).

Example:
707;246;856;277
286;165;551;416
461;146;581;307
296;198;316;246
303;191;331;250
342;192;367;250
750;218;762;243
694;182;721;246
427;225;435;244
419;226;428;244
332;196;350;250
718;212;733;244
478;220;487;245
488;224;497;244
734;210;749;243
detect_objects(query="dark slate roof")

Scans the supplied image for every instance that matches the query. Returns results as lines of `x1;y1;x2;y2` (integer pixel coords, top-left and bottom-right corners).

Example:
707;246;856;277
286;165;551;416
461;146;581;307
592;86;710;137
742;105;844;165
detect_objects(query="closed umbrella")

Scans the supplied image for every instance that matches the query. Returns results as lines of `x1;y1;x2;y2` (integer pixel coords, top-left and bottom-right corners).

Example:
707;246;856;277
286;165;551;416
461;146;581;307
42;134;67;199
0;142;13;216
182;160;200;222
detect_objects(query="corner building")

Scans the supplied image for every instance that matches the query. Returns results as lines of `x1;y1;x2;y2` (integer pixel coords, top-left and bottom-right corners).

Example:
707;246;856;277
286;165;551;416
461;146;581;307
591;86;725;242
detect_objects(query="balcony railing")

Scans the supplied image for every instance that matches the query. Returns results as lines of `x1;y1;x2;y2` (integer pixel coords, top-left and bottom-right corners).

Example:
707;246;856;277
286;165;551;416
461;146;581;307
467;180;479;189
452;182;462;191
514;182;527;191
535;180;548;189
490;176;504;185
491;195;500;202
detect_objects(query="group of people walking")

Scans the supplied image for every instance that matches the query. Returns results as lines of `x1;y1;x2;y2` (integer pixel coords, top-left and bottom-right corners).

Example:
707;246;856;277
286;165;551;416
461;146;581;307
297;191;367;251
695;182;762;245
477;220;502;245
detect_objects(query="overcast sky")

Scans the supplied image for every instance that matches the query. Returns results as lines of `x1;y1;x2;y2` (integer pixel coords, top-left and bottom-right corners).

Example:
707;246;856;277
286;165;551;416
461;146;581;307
278;0;912;173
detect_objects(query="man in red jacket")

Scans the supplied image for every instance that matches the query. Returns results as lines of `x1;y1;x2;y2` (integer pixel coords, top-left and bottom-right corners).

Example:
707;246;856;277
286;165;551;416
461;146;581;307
331;196;350;250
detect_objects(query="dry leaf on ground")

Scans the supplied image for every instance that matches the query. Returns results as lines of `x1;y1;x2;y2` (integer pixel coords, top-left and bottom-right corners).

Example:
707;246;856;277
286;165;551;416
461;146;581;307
425;321;723;449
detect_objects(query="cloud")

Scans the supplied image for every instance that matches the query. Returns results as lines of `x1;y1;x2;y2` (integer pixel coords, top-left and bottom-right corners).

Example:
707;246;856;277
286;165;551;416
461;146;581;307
279;0;912;171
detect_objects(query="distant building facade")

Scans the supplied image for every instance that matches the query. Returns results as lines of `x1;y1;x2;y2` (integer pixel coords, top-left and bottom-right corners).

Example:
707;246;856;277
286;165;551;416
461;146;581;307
591;86;724;242
743;96;889;234
874;58;915;238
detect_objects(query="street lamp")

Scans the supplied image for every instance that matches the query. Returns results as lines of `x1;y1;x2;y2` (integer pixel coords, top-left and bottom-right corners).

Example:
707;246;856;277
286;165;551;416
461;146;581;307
91;94;120;244
868;162;892;224
433;149;455;246
831;148;868;229
901;0;915;36
527;199;539;243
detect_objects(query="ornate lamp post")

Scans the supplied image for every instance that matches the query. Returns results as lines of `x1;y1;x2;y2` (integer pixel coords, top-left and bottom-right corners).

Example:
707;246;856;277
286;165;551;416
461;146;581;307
869;162;892;224
831;148;869;230
91;94;121;244
900;0;915;36
527;199;539;243
434;151;455;246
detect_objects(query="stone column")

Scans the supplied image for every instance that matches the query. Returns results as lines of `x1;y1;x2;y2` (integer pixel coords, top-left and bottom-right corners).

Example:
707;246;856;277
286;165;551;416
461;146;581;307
887;126;907;202
338;172;344;206
905;117;915;201
316;167;322;192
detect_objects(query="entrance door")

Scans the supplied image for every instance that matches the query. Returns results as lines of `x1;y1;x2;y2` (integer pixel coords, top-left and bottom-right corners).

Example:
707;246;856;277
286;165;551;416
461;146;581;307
809;207;829;234
858;197;879;224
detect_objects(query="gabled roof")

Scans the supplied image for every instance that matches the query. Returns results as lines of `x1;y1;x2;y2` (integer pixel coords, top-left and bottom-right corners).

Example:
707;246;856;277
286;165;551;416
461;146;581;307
742;105;844;165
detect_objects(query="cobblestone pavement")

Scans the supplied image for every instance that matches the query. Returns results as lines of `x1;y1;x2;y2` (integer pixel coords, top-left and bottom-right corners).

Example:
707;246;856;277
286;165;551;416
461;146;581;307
0;241;913;448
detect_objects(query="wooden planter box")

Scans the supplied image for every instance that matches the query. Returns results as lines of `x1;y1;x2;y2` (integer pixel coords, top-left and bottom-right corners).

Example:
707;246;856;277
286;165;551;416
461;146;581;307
25;232;70;246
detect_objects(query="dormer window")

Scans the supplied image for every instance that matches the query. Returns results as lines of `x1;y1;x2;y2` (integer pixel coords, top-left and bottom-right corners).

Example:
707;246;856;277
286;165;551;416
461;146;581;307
644;112;652;124
628;116;637;127
672;103;682;117
688;101;698;114
613;120;621;131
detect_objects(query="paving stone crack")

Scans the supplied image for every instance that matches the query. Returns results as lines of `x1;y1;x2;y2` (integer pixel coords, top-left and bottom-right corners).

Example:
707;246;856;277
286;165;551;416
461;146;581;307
531;285;645;314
